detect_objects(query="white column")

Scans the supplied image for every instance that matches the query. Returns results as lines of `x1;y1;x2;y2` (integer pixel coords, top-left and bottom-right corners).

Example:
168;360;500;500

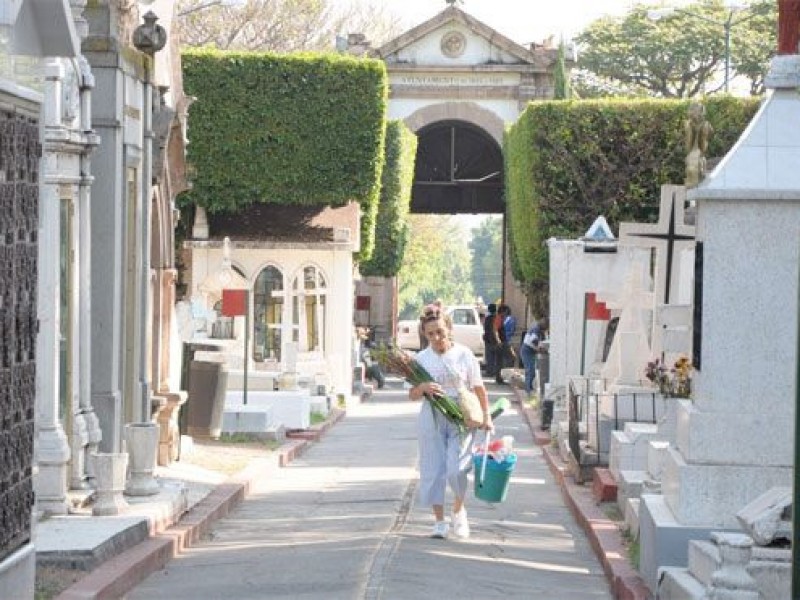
137;71;155;423
35;59;70;515
77;61;101;481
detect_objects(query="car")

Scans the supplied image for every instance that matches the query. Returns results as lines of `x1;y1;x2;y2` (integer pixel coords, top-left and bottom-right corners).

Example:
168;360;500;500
396;305;485;358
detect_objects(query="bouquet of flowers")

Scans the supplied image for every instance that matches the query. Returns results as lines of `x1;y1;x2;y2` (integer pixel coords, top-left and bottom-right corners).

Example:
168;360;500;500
373;345;467;434
645;355;692;398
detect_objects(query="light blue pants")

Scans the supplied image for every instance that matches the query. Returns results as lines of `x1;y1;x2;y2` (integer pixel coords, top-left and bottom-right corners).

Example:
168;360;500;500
417;402;474;507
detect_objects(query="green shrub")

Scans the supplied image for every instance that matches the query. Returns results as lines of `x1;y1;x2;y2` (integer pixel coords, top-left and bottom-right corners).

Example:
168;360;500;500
505;96;761;304
180;49;388;259
359;120;417;276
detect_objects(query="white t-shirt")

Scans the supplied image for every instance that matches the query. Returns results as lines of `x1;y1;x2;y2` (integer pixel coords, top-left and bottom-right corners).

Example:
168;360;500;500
416;343;483;398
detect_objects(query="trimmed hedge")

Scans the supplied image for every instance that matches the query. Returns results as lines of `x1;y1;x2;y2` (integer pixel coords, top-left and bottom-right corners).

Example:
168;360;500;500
359;120;418;277
180;49;388;259
505;96;761;294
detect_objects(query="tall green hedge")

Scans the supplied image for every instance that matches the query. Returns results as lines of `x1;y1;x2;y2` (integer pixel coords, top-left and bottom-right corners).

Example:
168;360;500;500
505;96;760;293
359;120;418;277
180;49;388;259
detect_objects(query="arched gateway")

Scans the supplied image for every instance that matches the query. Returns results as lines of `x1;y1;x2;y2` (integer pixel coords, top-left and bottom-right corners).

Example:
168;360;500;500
351;4;562;338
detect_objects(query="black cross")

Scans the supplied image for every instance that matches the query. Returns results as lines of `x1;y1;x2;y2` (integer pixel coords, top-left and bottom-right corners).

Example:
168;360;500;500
625;189;695;304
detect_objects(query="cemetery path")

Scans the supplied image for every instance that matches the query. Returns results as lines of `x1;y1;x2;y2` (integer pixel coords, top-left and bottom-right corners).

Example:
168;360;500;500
127;381;612;599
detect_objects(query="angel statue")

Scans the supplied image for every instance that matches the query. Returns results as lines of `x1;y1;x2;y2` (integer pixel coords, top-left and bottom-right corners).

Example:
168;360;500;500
684;102;713;188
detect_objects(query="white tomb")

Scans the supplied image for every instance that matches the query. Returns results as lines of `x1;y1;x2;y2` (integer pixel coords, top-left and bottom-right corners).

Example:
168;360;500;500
224;390;312;431
641;55;800;594
547;221;651;396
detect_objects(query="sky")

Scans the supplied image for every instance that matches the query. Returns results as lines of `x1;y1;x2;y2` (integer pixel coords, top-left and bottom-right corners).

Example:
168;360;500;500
334;0;643;44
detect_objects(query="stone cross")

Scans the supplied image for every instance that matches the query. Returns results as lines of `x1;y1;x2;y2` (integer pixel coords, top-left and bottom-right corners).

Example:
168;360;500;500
619;185;695;306
598;268;654;386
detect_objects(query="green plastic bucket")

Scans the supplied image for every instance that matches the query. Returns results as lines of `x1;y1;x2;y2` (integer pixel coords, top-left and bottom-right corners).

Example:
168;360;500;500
473;453;517;503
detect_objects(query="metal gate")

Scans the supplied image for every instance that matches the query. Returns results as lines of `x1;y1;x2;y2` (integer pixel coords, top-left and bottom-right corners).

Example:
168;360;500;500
0;107;40;563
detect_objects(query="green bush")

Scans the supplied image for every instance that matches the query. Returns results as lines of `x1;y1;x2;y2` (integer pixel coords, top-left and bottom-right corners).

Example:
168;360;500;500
505;96;760;299
359;120;417;276
180;49;388;259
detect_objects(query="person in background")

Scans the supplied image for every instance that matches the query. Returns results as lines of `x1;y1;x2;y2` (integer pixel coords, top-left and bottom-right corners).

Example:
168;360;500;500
501;305;518;368
410;304;492;539
520;318;544;398
482;303;500;378
357;327;385;389
495;304;511;384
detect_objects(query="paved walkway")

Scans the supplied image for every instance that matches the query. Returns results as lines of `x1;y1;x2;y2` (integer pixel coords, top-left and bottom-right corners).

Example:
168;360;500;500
128;381;612;599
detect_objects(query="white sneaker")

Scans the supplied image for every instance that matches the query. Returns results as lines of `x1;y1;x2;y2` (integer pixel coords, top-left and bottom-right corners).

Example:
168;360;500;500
452;509;470;539
431;520;449;539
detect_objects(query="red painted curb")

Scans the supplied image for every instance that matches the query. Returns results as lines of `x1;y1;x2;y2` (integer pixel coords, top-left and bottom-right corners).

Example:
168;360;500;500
56;408;346;600
592;468;619;503
538;434;651;600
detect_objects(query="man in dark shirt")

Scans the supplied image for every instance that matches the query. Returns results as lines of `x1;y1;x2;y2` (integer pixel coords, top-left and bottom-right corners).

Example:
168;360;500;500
482;303;500;378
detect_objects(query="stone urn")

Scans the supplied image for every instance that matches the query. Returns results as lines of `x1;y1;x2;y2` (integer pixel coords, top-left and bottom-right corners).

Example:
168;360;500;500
124;422;161;496
91;452;129;516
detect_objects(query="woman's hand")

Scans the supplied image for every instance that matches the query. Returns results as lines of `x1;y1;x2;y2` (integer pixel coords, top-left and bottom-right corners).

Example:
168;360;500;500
481;414;494;432
411;381;443;400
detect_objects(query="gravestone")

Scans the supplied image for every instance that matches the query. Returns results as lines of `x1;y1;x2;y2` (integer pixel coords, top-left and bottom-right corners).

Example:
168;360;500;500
547;220;651;395
619;184;696;364
598;268;653;389
640;54;800;593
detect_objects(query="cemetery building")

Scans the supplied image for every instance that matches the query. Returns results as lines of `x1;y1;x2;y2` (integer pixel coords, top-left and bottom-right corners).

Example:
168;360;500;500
79;0;189;469
182;203;360;399
23;0;191;580
0;0;86;592
351;4;564;340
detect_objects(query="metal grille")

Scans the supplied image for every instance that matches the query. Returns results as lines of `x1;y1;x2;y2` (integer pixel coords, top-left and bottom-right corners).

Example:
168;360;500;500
0;108;39;564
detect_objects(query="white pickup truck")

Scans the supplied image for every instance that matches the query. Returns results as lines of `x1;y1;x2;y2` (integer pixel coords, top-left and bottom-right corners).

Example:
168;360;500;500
396;305;484;358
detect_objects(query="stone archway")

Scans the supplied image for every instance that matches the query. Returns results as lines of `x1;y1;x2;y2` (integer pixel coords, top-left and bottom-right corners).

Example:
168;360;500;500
404;102;506;214
404;101;505;146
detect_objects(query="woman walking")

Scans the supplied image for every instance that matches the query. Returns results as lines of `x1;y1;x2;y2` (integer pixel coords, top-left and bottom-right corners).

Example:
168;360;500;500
409;304;493;539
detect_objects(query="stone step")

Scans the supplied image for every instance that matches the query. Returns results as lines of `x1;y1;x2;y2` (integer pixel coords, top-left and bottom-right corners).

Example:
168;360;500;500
592;467;617;502
646;440;671;480
36;481;188;571
609;427;659;478
687;539;719;587
624;497;640;537
623;421;658;436
617;469;647;513
557;430;572;463
657;566;706;599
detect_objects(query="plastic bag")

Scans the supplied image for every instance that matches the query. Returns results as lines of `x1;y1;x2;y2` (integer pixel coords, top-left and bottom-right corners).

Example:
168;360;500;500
457;387;484;427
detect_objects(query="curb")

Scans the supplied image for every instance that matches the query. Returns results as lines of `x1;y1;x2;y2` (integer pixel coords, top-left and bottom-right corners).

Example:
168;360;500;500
56;408;347;600
512;384;651;600
540;446;651;600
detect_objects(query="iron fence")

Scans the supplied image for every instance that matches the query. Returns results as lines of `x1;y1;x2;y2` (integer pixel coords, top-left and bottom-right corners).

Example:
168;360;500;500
567;377;660;468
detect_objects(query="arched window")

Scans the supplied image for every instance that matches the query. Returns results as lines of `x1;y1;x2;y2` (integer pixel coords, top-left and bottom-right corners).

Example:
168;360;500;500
253;265;284;361
292;266;327;352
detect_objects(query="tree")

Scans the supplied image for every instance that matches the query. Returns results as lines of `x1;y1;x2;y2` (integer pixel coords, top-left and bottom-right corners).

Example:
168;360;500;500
175;0;403;52
397;215;474;319
553;40;572;100
468;217;502;306
574;0;776;98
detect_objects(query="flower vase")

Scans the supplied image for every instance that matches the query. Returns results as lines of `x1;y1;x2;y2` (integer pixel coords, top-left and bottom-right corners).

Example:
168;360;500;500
124;422;161;496
91;452;129;516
